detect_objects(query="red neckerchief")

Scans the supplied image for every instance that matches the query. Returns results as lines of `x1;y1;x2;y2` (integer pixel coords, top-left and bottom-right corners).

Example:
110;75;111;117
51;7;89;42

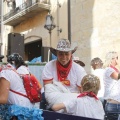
77;92;98;100
110;65;119;73
56;59;72;86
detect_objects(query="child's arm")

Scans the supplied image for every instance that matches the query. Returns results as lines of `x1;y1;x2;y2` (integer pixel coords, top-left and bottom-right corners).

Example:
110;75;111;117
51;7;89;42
52;103;65;111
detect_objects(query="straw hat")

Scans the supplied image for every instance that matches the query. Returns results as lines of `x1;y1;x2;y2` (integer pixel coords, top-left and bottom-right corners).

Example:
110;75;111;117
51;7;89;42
50;38;77;56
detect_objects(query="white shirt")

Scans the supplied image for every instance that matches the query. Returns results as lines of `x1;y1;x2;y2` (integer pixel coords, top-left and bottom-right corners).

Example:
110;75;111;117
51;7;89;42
42;60;87;93
104;67;120;102
63;96;105;120
0;68;34;108
44;82;79;109
92;68;105;98
17;65;30;74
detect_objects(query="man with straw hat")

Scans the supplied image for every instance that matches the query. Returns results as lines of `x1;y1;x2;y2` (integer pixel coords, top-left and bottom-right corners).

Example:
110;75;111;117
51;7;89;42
41;38;87;111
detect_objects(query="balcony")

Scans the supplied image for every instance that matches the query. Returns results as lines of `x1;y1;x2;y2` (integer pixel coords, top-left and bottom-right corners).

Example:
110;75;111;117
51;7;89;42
3;0;50;26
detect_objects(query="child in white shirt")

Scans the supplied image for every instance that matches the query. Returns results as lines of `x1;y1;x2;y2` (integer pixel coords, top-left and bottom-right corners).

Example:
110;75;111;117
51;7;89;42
52;74;105;120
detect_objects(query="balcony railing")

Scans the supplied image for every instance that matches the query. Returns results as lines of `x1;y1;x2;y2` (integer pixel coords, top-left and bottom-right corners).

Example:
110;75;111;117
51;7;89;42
3;0;50;26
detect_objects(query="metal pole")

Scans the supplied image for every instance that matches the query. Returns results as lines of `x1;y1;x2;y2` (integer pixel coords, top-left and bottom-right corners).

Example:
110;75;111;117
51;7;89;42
49;30;51;47
57;0;60;37
48;30;51;62
68;0;71;43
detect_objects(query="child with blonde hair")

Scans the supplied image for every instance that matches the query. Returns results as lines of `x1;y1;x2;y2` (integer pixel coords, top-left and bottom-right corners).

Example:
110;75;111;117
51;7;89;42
52;74;105;119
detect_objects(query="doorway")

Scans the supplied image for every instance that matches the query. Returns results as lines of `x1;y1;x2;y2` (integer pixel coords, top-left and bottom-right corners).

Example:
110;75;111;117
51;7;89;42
25;39;42;61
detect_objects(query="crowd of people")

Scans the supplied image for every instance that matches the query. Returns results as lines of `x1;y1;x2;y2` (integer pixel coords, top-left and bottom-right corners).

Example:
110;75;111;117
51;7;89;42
0;38;120;120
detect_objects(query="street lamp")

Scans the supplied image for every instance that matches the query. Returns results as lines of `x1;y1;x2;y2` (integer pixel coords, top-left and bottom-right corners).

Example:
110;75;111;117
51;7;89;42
44;13;56;47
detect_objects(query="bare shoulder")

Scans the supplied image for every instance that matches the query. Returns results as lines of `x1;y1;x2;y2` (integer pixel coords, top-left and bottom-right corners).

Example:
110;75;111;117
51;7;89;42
0;77;10;87
0;77;10;103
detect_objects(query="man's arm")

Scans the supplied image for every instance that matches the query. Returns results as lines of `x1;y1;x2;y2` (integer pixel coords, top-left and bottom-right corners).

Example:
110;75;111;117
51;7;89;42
43;79;53;85
42;62;54;85
0;77;10;104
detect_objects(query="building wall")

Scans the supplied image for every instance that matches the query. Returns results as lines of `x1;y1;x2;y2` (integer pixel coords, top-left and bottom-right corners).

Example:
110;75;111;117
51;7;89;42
70;0;120;73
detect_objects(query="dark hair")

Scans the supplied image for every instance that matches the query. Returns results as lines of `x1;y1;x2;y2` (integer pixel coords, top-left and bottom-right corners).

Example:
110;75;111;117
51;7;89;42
7;53;27;69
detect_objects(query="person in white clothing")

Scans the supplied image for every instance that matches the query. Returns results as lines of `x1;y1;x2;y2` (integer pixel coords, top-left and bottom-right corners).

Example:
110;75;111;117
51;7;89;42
52;74;105;120
42;39;87;92
103;51;120;120
91;57;105;102
41;39;87;110
0;69;33;108
0;53;34;120
0;53;33;108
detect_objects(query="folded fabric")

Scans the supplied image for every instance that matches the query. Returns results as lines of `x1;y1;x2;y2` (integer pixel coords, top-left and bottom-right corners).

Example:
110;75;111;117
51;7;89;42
44;82;79;113
53;81;71;93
